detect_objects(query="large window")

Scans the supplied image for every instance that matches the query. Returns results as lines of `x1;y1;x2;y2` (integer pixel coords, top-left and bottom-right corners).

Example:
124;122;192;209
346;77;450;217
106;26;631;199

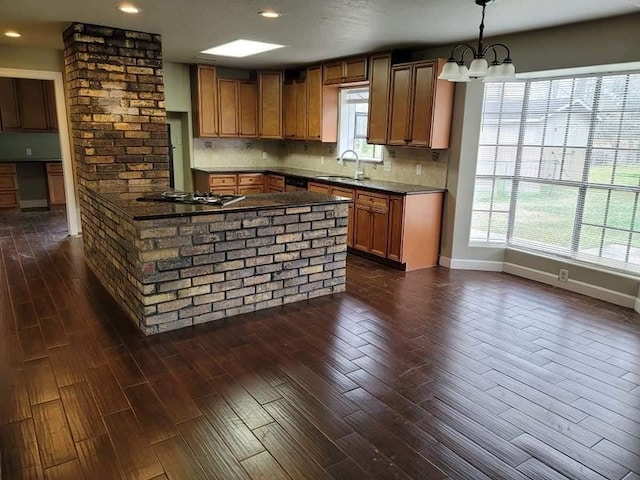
337;87;383;161
471;72;640;274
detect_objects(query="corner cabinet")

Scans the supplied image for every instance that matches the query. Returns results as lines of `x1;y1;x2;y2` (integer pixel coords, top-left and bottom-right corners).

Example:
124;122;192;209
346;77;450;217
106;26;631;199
191;65;218;138
258;71;283;139
387;59;454;149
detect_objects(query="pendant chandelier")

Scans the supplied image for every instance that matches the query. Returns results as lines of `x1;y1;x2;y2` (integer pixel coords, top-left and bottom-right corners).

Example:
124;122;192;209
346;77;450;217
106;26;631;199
438;0;516;83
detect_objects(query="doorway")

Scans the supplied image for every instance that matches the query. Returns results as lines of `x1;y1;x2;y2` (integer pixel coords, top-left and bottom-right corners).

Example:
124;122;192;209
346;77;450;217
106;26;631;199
0;68;78;235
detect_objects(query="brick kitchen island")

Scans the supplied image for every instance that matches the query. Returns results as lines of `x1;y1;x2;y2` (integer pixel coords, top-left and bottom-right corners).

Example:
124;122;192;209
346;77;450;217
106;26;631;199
83;188;350;334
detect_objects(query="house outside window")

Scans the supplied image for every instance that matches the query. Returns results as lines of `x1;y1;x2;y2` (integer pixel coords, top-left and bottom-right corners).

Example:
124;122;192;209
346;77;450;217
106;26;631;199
337;87;383;161
471;72;640;274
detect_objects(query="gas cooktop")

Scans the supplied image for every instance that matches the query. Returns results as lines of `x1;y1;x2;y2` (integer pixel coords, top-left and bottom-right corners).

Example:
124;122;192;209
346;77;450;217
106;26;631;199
138;191;246;206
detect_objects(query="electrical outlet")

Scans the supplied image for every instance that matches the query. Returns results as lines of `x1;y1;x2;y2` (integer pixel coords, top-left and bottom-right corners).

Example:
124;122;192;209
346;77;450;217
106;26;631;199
26;148;32;156
262;151;268;160
416;164;422;175
383;161;391;172
204;141;212;149
320;156;325;165
558;269;569;282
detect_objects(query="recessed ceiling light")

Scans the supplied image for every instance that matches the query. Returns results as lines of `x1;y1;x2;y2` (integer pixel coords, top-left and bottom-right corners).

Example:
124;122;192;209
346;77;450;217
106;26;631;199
118;3;141;14
258;10;281;18
200;39;285;58
5;31;21;38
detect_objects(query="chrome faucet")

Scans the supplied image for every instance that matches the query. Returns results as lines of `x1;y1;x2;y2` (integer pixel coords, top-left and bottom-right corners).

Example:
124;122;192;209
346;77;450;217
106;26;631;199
339;149;363;180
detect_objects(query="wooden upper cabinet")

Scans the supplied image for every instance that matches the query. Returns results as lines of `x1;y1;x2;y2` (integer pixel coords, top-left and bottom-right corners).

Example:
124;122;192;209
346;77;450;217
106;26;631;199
306;66;323;140
387;65;413;145
238;81;257;137
44;81;58;131
367;53;392;145
323;56;368;85
387;59;454;148
258;71;283;139
16;79;49;131
0;78;20;131
191;65;218;138
283;81;296;139
218;79;239;137
295;79;307;140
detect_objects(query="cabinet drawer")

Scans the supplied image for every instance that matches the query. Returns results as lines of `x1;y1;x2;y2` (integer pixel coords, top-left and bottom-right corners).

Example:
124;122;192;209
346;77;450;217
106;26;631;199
0;174;18;191
0;191;19;207
331;187;354;199
46;163;63;173
356;191;389;212
0;164;16;174
268;175;285;188
209;174;237;187
238;173;264;186
238;185;263;195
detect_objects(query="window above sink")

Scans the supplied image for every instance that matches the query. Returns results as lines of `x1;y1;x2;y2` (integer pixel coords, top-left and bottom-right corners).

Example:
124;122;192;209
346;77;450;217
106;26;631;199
337;87;383;163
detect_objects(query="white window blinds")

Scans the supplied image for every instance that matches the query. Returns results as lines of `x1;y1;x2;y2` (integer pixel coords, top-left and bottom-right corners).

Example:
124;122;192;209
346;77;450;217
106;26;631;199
471;72;640;274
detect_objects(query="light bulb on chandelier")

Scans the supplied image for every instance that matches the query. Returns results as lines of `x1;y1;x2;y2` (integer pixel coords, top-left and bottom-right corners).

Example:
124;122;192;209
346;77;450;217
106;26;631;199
438;0;517;83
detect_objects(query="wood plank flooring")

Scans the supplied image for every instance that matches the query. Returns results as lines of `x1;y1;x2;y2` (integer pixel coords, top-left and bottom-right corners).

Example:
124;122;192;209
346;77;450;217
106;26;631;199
2;210;640;479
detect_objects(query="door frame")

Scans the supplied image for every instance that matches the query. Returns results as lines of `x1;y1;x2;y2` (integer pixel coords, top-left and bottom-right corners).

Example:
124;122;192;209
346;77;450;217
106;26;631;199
0;68;79;236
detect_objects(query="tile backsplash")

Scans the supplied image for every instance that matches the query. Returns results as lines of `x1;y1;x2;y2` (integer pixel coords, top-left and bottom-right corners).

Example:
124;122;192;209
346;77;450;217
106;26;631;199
193;138;448;188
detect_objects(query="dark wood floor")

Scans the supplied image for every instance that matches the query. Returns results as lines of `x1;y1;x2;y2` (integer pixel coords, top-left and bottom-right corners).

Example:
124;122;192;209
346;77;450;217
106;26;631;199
2;211;640;480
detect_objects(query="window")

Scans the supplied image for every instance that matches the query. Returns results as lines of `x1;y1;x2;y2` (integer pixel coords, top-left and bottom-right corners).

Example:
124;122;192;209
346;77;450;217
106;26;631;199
337;87;383;161
471;72;640;274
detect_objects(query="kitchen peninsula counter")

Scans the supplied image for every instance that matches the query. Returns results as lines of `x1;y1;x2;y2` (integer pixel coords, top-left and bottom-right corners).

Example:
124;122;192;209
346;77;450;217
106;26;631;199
83;187;349;334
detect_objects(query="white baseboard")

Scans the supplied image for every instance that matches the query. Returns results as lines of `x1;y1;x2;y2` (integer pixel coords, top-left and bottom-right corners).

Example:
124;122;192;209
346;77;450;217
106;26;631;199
439;257;504;272
19;199;48;209
503;262;636;309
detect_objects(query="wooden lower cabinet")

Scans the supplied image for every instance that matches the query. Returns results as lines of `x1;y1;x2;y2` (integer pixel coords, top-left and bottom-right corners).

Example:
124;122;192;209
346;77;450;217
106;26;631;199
307;182;331;194
388;196;404;262
46;163;66;206
331;186;354;248
354;190;389;258
267;175;284;192
0;163;19;208
193;171;265;195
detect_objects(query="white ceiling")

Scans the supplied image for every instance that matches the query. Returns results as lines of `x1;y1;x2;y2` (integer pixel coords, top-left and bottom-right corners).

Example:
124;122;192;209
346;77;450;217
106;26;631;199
0;0;639;68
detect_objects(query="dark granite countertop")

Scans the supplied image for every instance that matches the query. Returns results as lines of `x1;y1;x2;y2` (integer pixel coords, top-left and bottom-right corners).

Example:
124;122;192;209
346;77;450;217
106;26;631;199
191;166;446;195
87;186;351;221
0;158;62;163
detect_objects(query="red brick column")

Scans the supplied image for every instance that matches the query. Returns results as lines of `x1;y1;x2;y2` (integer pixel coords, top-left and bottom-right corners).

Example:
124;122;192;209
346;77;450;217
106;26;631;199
63;22;170;203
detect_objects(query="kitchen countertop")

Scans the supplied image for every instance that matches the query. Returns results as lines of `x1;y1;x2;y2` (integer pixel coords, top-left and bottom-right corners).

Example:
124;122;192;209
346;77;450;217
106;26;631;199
0;158;62;163
192;167;446;195
87;186;351;221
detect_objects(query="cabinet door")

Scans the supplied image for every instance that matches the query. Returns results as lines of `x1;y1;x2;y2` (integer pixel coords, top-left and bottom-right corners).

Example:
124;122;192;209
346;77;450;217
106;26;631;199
306;66;322;140
0;78;20;131
370;209;389;258
307;182;331;194
191;65;218;137
409;62;435;146
344;57;368;82
258;71;283;139
387;65;413;145
16;79;48;131
387;196;404;262
238;185;263;195
46;164;66;205
323;61;344;85
267;174;285;192
354;204;372;252
218;79;239;137
295;80;307;139
238;81;258;137
332;186;355;248
44;80;58;131
283;82;296;139
367;54;391;145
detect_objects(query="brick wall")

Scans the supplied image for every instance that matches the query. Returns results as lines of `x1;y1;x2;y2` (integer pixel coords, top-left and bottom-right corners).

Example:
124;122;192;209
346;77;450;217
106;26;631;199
83;191;348;334
63;23;170;193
